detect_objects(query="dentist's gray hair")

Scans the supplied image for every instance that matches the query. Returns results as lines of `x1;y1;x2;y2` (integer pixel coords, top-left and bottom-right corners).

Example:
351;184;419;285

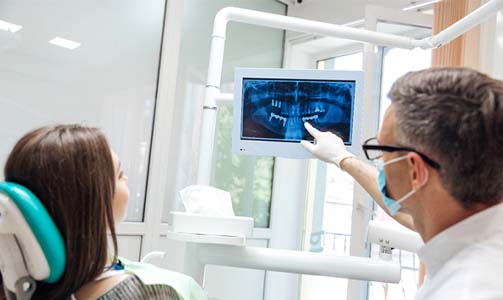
388;67;503;208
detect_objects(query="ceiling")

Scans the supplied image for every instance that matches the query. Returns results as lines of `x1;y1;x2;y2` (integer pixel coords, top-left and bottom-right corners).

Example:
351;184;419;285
0;0;165;89
0;0;436;87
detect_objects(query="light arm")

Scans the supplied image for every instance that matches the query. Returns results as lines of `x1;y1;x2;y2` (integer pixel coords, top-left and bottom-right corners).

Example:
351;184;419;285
198;0;503;184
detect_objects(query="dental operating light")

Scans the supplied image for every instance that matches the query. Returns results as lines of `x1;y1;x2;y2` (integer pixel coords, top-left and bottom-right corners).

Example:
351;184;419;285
197;0;503;184
173;0;503;288
367;220;424;253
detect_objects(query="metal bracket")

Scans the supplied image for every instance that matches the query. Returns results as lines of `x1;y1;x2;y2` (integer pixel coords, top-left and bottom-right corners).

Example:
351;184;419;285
3;276;36;300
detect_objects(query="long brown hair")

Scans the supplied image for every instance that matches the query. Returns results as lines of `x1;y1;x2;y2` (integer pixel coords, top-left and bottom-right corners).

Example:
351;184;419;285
1;125;118;299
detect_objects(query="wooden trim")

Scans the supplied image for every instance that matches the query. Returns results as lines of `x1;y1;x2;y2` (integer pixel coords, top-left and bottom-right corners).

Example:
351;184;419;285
432;0;481;68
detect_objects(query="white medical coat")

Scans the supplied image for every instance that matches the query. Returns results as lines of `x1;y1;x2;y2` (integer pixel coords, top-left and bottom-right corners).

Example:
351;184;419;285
415;203;503;300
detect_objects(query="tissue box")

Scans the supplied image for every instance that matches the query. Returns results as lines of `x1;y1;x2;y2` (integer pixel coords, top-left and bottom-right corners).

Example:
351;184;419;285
171;212;254;238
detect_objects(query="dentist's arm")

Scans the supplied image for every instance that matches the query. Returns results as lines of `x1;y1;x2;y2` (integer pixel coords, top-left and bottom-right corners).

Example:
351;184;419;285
301;122;415;231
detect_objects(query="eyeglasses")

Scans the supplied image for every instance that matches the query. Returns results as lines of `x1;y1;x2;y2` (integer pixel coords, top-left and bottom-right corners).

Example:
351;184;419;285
361;137;441;169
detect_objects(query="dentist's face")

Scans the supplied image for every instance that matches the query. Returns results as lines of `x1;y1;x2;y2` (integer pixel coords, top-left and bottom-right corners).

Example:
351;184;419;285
377;105;414;214
111;150;129;222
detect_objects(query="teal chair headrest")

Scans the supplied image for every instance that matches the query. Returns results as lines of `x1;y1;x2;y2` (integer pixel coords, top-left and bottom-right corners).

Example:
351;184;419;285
0;182;66;283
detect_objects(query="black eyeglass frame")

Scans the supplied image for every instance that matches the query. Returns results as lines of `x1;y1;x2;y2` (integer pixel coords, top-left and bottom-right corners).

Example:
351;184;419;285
361;137;441;169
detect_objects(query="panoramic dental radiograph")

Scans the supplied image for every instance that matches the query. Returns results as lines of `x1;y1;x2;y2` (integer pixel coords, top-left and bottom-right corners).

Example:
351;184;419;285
241;78;355;142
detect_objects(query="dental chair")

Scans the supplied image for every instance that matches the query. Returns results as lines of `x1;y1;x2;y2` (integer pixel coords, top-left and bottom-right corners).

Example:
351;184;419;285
0;182;66;300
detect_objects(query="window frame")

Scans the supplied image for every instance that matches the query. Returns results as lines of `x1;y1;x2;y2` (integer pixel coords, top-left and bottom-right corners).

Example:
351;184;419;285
295;5;433;300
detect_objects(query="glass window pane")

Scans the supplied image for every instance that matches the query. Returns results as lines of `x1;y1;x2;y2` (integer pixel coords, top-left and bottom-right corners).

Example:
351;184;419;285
302;51;362;300
212;103;274;228
162;0;286;225
325;164;354;205
0;0;165;222
317;52;363;71
369;244;420;300
379;47;432;125
377;21;432;126
323;203;352;235
369;21;432;300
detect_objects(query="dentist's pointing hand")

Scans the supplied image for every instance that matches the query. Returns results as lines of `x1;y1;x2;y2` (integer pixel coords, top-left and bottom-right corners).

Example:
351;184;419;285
300;122;355;168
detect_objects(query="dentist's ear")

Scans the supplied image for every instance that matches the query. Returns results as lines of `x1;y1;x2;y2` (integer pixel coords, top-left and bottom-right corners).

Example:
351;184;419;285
407;152;429;190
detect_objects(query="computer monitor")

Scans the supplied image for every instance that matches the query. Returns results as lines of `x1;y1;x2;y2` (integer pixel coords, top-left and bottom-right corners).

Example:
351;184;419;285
232;68;363;159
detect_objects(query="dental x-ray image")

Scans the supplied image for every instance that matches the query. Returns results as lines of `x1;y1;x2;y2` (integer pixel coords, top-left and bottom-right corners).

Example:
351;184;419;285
241;78;355;143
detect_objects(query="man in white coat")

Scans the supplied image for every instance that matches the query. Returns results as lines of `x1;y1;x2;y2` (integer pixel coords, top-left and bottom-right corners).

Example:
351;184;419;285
302;67;503;299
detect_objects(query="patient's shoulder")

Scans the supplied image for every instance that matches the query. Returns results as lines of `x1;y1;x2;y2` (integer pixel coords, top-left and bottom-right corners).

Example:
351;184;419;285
73;272;131;300
96;275;180;300
73;272;180;300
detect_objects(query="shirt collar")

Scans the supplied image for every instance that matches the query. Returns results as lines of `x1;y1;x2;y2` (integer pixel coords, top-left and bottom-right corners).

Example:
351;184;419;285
417;203;503;277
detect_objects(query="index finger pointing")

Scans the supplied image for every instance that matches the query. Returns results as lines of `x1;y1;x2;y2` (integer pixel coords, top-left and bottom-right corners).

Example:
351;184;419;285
304;122;322;138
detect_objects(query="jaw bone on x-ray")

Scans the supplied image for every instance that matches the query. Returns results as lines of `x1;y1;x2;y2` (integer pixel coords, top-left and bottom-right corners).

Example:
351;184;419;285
242;78;355;142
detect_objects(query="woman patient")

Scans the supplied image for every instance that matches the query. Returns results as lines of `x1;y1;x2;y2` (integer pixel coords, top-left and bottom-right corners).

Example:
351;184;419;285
0;125;198;300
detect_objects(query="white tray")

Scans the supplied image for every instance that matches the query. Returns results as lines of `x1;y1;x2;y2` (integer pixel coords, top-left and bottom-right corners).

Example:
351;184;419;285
170;212;254;238
165;231;246;246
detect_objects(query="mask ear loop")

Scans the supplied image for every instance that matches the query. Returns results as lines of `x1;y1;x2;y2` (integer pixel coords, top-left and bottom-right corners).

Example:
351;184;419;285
389;158;430;206
422;168;429;186
396;162;430;206
382;155;408;167
415;163;429;190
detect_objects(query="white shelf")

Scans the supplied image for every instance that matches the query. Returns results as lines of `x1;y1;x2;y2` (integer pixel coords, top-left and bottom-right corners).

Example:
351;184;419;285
165;231;246;246
171;212;254;238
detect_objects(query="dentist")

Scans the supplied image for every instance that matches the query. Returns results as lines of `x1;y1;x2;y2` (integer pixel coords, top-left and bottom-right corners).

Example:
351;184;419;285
302;67;503;299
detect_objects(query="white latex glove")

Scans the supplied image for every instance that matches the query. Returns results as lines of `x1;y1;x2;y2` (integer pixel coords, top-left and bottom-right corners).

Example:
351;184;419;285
300;122;355;168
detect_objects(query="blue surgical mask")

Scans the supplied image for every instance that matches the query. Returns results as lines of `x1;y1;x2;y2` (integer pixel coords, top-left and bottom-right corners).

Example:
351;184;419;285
375;156;422;216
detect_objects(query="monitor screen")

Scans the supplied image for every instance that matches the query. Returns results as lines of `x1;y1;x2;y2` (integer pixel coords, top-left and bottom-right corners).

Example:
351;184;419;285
241;78;355;144
233;68;363;159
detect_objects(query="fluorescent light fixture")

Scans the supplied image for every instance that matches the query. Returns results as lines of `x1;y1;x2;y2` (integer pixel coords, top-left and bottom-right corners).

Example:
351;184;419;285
0;19;22;33
49;37;81;50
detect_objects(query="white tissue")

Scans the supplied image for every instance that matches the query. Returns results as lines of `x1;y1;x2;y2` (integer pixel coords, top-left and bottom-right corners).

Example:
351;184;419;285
179;185;235;217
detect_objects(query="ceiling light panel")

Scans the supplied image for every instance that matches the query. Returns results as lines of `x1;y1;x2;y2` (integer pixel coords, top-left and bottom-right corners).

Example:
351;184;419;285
0;19;22;33
49;37;81;50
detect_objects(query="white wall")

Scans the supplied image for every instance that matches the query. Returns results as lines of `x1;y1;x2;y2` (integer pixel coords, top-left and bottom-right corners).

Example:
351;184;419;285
0;0;165;222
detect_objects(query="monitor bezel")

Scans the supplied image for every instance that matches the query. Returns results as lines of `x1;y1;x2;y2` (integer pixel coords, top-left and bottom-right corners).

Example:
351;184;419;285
233;68;364;159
